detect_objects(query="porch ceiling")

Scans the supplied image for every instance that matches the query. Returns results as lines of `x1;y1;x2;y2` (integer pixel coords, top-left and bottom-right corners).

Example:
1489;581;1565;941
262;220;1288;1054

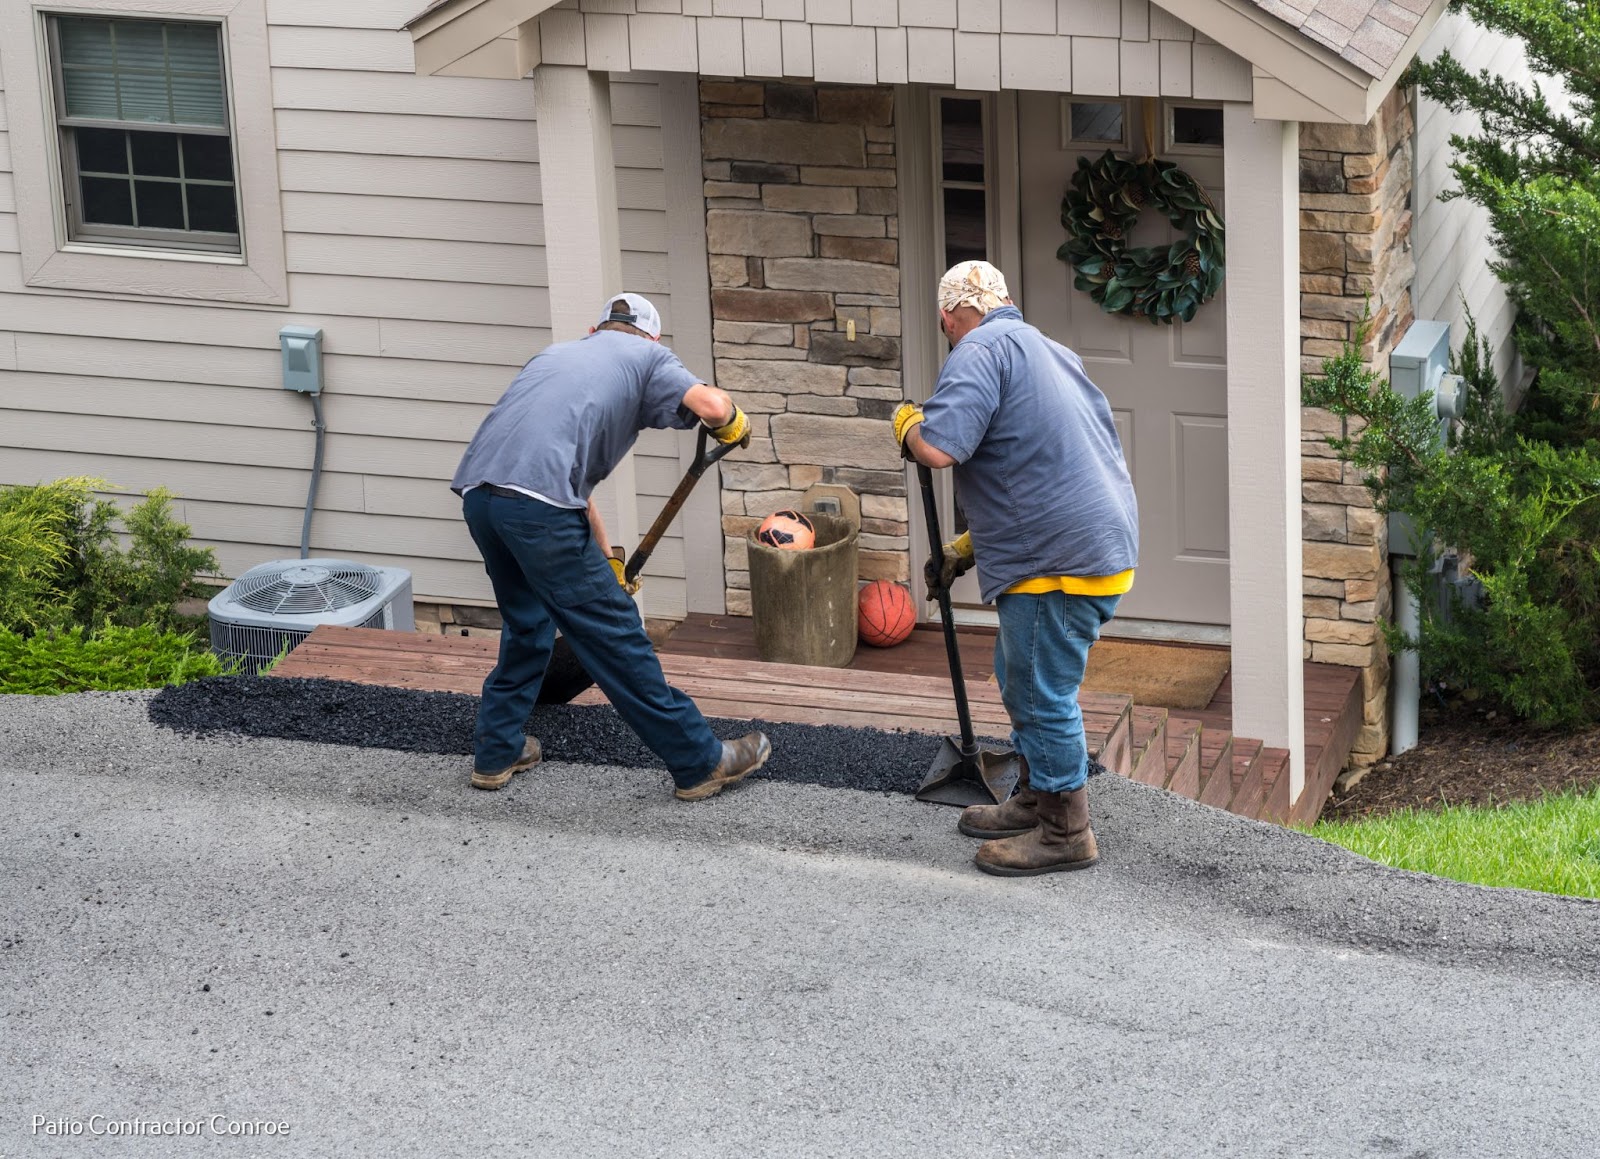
401;0;1444;125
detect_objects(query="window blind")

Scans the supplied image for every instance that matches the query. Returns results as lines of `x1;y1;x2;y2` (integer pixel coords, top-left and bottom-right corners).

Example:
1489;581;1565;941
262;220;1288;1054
58;17;225;128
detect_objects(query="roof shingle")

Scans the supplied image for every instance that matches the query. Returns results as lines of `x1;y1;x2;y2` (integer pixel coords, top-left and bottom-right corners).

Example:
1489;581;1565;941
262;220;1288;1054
1244;0;1426;77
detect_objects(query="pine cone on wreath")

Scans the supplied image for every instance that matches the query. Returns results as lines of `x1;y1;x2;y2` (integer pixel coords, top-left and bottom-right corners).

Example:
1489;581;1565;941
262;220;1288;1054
1183;250;1203;279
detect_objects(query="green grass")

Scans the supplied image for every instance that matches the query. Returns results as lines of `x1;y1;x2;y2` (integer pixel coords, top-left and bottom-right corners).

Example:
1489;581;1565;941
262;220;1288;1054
1312;789;1600;899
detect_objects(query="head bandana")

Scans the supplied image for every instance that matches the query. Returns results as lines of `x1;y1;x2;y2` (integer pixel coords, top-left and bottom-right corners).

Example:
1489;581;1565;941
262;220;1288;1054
937;260;1011;316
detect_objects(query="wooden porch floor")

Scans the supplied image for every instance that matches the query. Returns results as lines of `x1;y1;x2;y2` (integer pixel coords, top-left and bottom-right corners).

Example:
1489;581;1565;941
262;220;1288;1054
270;617;1362;825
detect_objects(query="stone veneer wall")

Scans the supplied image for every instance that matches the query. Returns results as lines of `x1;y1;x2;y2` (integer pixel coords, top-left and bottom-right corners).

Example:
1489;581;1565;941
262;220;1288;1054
1298;87;1417;766
698;80;909;615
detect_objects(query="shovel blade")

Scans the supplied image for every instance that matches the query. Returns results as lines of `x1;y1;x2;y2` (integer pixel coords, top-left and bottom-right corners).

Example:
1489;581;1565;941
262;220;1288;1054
915;736;1023;807
537;634;595;705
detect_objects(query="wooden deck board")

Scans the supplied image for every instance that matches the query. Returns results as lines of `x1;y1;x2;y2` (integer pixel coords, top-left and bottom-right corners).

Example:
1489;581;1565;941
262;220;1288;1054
268;622;1362;824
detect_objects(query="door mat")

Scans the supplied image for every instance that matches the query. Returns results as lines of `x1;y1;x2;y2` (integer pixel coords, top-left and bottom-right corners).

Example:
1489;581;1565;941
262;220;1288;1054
1079;640;1230;712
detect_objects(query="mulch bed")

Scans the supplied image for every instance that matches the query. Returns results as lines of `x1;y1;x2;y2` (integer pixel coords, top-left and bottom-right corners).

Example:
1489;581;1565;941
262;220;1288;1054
1323;700;1600;820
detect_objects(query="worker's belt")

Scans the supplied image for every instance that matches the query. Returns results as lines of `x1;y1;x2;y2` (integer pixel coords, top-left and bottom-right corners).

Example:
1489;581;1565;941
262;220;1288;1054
480;484;528;499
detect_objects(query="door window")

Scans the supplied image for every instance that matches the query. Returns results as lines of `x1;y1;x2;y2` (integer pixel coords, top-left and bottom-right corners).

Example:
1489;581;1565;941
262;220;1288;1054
934;95;993;270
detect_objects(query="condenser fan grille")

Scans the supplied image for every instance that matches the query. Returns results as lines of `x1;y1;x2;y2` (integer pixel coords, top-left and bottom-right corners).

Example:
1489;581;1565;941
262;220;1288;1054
232;563;383;614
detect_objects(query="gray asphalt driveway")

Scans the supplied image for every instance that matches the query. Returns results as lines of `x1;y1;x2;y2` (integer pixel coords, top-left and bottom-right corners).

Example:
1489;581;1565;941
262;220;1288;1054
3;691;1598;1158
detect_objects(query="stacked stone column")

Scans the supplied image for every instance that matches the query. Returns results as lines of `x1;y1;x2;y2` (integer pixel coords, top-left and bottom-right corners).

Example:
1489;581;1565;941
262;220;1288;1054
1298;87;1416;766
699;80;908;615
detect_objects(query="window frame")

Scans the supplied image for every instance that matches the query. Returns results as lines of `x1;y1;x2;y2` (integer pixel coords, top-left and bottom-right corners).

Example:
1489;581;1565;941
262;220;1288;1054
46;13;244;254
0;0;287;305
1163;99;1227;157
1062;98;1132;151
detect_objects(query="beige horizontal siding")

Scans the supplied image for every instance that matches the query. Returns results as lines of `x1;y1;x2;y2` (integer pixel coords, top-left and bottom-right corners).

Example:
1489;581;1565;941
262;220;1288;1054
0;44;697;610
2;372;488;442
285;234;549;287
272;67;537;119
265;0;423;31
266;27;420;73
281;192;545;245
275;109;541;162
277;152;540;203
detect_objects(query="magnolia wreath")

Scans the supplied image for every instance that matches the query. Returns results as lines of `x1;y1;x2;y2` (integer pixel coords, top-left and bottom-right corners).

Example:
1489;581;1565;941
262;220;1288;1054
1057;149;1226;324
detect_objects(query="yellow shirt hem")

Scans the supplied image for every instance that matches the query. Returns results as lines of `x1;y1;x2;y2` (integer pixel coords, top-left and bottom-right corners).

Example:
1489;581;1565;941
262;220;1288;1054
1003;570;1135;597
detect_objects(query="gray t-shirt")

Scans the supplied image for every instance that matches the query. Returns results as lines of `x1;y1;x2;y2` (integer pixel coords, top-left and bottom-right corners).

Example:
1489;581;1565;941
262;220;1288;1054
451;331;702;507
919;306;1139;603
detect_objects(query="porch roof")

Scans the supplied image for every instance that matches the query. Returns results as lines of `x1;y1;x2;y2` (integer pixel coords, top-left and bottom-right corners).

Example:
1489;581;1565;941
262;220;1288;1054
402;0;1444;124
1246;0;1431;78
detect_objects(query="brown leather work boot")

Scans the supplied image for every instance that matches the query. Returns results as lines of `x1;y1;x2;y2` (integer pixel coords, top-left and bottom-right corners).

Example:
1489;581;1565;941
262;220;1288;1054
957;759;1036;838
675;732;772;801
471;737;541;790
974;785;1098;877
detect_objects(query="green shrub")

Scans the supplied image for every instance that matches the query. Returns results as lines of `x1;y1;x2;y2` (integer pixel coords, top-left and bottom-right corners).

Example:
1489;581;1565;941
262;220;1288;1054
0;478;219;635
0;623;234;695
1305;315;1600;728
0;476;95;631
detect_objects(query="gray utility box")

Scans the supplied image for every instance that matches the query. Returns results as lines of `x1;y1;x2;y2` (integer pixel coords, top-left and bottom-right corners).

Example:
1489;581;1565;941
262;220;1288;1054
1387;320;1464;557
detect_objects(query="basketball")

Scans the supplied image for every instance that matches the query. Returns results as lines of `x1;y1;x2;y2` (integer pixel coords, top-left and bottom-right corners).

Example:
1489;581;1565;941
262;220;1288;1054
756;508;815;550
858;580;915;648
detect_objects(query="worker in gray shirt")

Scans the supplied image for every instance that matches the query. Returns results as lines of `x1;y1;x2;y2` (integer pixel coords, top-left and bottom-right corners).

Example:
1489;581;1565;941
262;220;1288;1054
452;293;771;800
894;262;1138;876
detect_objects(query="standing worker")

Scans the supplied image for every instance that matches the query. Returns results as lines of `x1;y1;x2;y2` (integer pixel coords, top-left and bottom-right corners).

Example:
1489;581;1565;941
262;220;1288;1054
452;293;771;801
893;261;1138;876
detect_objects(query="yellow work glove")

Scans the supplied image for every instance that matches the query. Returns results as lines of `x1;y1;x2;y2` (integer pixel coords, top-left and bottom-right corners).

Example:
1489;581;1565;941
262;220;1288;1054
608;550;642;596
925;530;975;594
892;401;925;460
707;405;751;447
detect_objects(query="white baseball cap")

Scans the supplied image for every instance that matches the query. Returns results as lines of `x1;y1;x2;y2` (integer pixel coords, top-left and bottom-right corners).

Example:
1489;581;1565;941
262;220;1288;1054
595;292;663;339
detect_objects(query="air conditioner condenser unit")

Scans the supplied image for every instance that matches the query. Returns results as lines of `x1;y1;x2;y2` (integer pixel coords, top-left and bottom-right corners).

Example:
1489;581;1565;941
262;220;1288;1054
208;558;414;674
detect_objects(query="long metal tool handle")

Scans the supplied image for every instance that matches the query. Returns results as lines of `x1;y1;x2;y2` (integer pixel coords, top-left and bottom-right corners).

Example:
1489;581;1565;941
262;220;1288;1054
624;426;741;584
917;463;978;755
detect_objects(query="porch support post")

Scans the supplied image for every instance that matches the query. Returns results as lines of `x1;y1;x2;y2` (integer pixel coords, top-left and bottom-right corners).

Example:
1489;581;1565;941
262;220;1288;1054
1222;104;1307;802
532;64;637;553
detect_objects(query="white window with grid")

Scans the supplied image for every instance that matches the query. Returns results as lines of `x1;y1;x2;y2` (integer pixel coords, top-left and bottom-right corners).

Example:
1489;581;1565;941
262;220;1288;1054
49;15;241;252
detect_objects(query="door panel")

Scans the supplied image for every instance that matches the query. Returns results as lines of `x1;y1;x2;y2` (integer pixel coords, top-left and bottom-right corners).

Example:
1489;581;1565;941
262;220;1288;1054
1174;413;1228;558
1017;92;1230;625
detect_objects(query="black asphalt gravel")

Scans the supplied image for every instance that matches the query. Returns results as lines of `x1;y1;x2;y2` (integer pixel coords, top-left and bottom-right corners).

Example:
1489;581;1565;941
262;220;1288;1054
149;675;1066;794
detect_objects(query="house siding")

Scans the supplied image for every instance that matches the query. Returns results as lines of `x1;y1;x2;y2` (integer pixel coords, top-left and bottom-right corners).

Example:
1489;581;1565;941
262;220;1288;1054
0;6;708;621
1412;10;1527;388
507;0;1244;98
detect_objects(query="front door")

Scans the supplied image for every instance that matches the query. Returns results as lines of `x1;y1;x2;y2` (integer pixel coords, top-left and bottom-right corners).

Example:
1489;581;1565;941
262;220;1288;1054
1016;93;1230;625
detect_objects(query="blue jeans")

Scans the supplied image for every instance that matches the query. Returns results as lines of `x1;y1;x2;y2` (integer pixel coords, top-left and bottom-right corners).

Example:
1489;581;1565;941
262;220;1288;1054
993;591;1121;794
461;487;723;787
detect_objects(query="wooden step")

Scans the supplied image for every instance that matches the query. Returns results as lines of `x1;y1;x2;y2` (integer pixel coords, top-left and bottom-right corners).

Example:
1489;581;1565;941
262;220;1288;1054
1127;706;1169;787
1256;748;1294;823
1226;739;1270;820
1195;729;1238;809
1092;695;1135;776
1163;717;1203;798
1220;737;1264;813
1196;736;1241;810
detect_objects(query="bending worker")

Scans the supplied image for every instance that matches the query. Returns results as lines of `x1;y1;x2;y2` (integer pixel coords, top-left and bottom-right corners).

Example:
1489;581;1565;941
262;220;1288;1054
452;293;771;801
893;261;1138;877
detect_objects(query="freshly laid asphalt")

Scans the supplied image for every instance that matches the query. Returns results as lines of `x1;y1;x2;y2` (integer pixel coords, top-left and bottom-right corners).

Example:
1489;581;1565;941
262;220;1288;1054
4;690;1599;1158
